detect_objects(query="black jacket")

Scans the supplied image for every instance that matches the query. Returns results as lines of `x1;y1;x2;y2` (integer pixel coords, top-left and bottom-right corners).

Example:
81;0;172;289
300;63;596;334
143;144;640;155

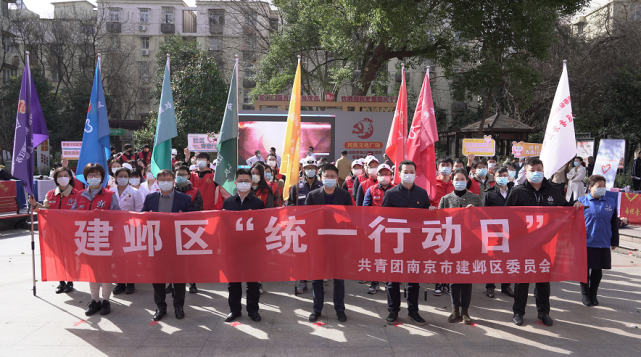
505;178;570;207
633;158;641;178
482;183;514;207
305;187;353;206
142;190;195;213
222;192;265;211
381;183;431;208
286;177;323;206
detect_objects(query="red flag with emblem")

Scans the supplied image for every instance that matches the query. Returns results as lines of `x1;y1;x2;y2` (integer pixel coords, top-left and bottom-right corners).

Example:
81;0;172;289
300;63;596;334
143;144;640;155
407;69;439;200
386;64;408;184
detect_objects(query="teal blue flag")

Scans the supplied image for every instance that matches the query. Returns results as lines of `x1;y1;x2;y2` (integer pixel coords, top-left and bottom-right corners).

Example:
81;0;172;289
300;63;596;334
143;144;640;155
151;57;178;176
214;59;238;195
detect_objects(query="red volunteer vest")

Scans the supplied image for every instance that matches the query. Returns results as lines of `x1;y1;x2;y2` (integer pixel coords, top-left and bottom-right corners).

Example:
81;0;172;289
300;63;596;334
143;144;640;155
357;174;377;198
46;188;81;210
183;186;199;202
138;151;152;165
190;171;218;210
369;183;396;207
344;175;356;204
253;187;271;207
77;188;115;210
268;181;283;207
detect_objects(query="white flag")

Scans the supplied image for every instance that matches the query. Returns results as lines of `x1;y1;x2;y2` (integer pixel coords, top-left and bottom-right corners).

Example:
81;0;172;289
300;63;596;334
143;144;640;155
540;62;576;179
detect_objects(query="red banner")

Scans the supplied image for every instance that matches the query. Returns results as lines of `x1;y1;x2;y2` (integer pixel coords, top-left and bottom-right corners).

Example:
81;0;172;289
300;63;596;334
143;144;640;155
38;206;587;284
0;180;17;197
620;193;641;225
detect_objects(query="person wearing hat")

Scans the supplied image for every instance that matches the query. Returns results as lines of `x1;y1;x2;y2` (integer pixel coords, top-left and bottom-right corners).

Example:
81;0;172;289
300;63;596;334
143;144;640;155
342;159;363;205
246;150;266;167
287;157;323;295
118;144;136;164
138;144;152;166
171;149;178;165
354;156;380;206
362;163;395;295
335;150;352;188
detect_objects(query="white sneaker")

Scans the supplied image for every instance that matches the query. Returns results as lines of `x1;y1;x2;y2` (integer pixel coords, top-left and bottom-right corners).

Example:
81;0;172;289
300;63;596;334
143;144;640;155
433;284;442;296
296;281;307;294
368;281;379;294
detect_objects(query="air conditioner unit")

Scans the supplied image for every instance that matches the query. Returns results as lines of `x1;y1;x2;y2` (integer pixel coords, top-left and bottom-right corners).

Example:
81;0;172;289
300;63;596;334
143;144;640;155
141;49;150;56
138;25;146;31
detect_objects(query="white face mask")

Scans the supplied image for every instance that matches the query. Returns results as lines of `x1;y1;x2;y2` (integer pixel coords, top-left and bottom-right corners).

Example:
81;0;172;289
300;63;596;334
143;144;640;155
111;167;119;174
268;160;277;167
402;173;416;185
158;181;173;192
197;160;207;169
305;169;316;178
353;168;363;176
129;178;141;186
236;182;251;192
368;167;378;176
146;172;154;180
252;175;261;183
117;177;129;186
377;176;390;185
56;177;70;186
87;177;102;188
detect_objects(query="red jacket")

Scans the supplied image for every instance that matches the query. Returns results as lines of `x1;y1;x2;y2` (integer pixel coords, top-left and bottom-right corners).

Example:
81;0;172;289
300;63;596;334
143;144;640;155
77;187;115;210
365;183;396;207
45;187;81;210
138;151;152;166
190;171;221;210
431;176;455;207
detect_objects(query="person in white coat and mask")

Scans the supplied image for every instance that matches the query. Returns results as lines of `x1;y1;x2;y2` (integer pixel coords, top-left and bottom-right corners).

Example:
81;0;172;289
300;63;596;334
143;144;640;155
566;157;586;201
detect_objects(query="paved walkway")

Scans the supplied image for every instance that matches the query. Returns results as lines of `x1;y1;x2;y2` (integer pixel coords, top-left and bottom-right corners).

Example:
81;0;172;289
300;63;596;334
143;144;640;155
1;229;641;356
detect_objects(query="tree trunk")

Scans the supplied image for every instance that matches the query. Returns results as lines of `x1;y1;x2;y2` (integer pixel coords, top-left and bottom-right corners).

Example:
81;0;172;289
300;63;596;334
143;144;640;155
476;87;494;138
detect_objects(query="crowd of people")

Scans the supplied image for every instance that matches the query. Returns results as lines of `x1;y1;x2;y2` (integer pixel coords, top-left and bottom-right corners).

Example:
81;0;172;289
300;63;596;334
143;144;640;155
30;145;620;327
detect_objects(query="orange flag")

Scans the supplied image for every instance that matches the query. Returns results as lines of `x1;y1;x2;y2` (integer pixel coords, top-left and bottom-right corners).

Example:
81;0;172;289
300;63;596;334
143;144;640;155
281;57;302;201
385;64;408;184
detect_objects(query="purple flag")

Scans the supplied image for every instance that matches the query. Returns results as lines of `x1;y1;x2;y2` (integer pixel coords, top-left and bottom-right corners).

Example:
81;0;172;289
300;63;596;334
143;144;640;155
11;54;49;196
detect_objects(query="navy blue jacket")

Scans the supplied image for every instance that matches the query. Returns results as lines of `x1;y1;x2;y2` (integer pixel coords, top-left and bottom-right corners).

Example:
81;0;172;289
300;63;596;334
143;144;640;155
286;177;323;206
305;187;353;206
381;183;431;208
142;190;195;213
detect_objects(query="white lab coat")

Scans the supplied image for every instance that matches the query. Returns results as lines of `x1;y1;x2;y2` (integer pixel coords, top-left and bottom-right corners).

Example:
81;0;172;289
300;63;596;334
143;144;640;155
566;165;586;201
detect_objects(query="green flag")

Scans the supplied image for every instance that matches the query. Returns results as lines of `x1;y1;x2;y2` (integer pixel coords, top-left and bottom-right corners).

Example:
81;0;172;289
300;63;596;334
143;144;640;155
150;56;177;176
214;58;238;195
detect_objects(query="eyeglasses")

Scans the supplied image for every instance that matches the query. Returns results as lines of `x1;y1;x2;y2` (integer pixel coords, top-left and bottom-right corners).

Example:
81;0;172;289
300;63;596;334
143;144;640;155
87;174;101;179
176;173;189;177
236;180;251;183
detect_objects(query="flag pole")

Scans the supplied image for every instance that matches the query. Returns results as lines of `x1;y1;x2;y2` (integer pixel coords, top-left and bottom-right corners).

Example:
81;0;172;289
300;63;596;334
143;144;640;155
25;50;36;297
235;54;238;179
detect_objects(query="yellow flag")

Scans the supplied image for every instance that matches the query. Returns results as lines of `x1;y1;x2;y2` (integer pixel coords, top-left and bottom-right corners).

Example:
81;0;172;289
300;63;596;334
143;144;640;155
281;58;302;201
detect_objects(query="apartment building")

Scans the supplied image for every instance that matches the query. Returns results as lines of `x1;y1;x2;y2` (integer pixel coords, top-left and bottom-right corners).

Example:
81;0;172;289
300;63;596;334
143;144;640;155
1;0;19;83
573;0;641;37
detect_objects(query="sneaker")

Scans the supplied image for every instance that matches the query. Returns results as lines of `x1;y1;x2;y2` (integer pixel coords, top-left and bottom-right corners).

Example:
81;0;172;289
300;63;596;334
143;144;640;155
442;284;450;295
165;284;173;294
337;311;347;322
99;300;111;315
309;311;321;322
112;283;126;295
259;283;264;295
367;281;379;294
85;300;101;316
55;282;66;294
433;284;442;296
125;284;135;294
189;283;197;294
408;311;426;326
296;281;307;294
63;282;74;293
386;311;398;324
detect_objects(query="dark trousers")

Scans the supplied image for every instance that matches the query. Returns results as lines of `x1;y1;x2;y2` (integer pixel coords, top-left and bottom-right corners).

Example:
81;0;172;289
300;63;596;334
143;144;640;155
634;178;641;191
513;282;550;316
386;282;420;312
551;182;566;194
580;269;603;297
450;284;472;310
312;279;345;313
153;283;185;310
228;282;260;314
486;283;511;289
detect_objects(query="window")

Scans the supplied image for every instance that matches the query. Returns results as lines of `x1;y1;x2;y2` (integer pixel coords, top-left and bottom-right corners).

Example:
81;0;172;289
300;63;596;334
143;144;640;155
138;8;150;23
209;10;224;25
2;34;10;52
139;61;150;82
50;69;59;82
209;36;223;51
577;23;584;34
161;7;174;24
109;7;122;23
141;37;149;50
244;12;257;26
269;18;278;31
245;64;255;78
2;68;17;83
108;36;120;48
631;4;641;21
242;36;256;51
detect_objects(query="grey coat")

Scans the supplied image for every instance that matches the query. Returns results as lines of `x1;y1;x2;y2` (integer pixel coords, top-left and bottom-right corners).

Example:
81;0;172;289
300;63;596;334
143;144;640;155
438;190;482;209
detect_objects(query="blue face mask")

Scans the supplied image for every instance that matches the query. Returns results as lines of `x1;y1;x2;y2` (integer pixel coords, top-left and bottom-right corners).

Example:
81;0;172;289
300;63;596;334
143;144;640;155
574;161;580;167
496;177;509;187
439;166;451;175
323;179;337;189
528;171;544;184
264;172;272;181
453;180;467;191
477;168;487;177
175;176;188;185
593;187;607;197
508;170;516;179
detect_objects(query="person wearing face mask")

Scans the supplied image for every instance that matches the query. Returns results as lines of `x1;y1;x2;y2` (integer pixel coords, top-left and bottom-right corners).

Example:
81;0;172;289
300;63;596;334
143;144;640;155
335;150;352;188
138;144;152;166
354;156;380;206
107;160;122;191
455;159;480;194
112;167;144;296
506;157;584;327
437;168;481;324
264;165;284;207
469;160;495;199
342;159;363;205
577;175;619;307
266;154;283;180
304;163;352;322
481;166;515;299
189;152;225;211
139;165;160;197
361;164;395;295
141;170;194;321
286;158;323;208
246;149;266;167
118;144;136;164
487;156;498;174
566;156;586;201
29;167;81;294
128;169;143;190
250;163;274;208
505;162;518;183
305;146;316;160
269;147;282;167
76;163;121;316
222;169;266;323
381;160;431;326
171;148;178;165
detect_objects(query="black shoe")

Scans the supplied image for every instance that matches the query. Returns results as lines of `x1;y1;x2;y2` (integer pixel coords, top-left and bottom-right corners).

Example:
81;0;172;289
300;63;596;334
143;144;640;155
153;308;167;321
225;312;241;322
337;311;347;322
486;287;495;298
55;282;66;294
309;311;321;322
591;295;599;306
501;286;515;297
63;282;74;293
582;294;593;307
175;306;185;319
99;300;111;315
408;311;426;326
249;311;261;322
165;284;173;294
386;311;398;324
513;314;523;326
85;300;101;316
112;283;126;295
538;313;553;326
189;283;197;294
125;284;135;295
